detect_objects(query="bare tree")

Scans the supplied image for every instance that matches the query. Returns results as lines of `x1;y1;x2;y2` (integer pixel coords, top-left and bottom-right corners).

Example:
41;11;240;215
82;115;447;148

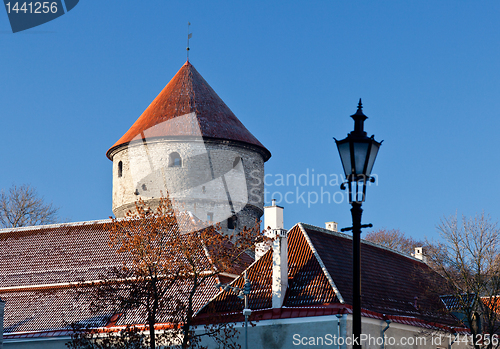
0;184;59;228
364;228;425;255
70;197;263;349
428;212;500;349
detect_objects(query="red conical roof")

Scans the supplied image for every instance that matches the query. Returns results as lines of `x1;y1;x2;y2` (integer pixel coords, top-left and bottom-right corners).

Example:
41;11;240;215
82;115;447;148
107;62;270;160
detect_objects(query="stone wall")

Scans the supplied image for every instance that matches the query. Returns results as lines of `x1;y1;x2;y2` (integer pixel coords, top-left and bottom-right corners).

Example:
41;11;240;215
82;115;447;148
110;138;266;234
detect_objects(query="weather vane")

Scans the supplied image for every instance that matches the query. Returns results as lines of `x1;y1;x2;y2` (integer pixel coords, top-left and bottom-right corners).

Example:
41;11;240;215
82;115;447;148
187;22;192;61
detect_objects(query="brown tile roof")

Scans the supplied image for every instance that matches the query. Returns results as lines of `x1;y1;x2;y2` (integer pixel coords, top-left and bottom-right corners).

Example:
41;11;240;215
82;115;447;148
2;279;221;335
0;219;248;334
106;62;271;161
303;223;453;323
0;220;126;288
200;223;457;327
200;224;340;315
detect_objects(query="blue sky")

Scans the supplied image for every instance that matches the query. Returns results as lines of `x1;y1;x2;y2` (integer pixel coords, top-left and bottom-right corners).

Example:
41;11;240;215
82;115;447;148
1;1;499;241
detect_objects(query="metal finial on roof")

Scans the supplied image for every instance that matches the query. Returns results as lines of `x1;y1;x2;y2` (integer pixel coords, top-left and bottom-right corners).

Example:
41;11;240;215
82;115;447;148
357;98;363;111
186;22;192;62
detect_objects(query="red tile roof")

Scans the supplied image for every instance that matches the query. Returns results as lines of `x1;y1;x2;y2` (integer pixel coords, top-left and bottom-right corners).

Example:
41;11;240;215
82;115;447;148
482;296;500;313
106;62;271;161
0;220;126;288
201;224;340;314
0;219;249;335
302;224;451;322
200;223;458;327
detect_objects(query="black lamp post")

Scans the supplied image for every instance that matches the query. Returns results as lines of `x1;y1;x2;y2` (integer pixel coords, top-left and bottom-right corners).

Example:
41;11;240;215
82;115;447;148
334;99;382;349
215;271;251;349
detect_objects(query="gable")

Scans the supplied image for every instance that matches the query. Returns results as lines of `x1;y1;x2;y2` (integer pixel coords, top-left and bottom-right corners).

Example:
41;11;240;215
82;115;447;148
302;223;455;324
199;223;340;315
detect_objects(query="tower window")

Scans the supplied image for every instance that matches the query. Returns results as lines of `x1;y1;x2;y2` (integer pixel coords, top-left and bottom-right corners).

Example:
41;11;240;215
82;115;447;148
169;152;182;167
233;156;242;169
227;215;237;230
118;161;123;178
207;212;213;223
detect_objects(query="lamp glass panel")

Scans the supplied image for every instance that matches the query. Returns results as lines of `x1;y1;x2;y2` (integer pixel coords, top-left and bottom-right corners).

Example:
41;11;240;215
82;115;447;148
352;142;369;175
365;142;380;176
336;141;352;177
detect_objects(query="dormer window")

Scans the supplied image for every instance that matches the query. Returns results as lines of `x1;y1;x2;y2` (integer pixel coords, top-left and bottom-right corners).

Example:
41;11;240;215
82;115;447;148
169;152;182;167
118;161;123;178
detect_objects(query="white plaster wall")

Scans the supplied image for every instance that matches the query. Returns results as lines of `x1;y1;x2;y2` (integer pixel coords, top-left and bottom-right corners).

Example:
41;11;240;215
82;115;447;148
196;315;471;349
3;315;471;349
4;338;70;349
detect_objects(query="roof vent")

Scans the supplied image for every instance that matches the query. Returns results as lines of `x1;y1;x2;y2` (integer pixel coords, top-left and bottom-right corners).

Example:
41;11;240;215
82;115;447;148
325;221;338;232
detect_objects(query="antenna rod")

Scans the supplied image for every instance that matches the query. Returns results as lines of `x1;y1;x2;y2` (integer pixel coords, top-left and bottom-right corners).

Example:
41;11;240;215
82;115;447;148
187;22;192;61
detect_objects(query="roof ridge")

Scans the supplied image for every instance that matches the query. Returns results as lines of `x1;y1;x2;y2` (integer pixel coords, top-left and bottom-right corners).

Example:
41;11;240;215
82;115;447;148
0;218;113;234
299;222;426;264
297;223;345;304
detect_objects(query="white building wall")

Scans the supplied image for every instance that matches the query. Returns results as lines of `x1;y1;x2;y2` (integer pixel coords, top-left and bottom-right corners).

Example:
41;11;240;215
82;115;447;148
196;314;470;349
3;315;470;349
3;338;70;349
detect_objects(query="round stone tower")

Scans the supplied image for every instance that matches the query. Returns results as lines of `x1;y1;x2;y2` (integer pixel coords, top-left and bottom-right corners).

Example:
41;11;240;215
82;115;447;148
106;61;271;233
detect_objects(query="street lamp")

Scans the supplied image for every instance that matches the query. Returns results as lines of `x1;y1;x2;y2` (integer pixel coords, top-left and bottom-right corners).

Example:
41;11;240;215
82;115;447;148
215;271;252;349
334;99;382;349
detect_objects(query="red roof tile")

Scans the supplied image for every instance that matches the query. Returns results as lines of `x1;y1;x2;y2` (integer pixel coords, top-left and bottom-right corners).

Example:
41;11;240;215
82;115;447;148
200;223;457;327
301;223;454;324
0;219;249;334
200;224;340;315
106;62;271;161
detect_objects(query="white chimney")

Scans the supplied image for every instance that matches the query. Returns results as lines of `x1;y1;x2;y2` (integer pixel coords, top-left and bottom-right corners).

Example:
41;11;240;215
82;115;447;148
256;199;284;259
257;200;288;308
265;199;283;231
325;221;338;232
272;227;288;309
412;247;427;263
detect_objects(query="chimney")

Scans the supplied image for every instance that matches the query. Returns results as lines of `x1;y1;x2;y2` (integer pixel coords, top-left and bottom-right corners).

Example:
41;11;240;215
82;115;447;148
258;200;288;308
0;298;5;349
325;221;338;232
255;199;284;259
272;227;288;308
412;247;427;263
265;199;283;231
